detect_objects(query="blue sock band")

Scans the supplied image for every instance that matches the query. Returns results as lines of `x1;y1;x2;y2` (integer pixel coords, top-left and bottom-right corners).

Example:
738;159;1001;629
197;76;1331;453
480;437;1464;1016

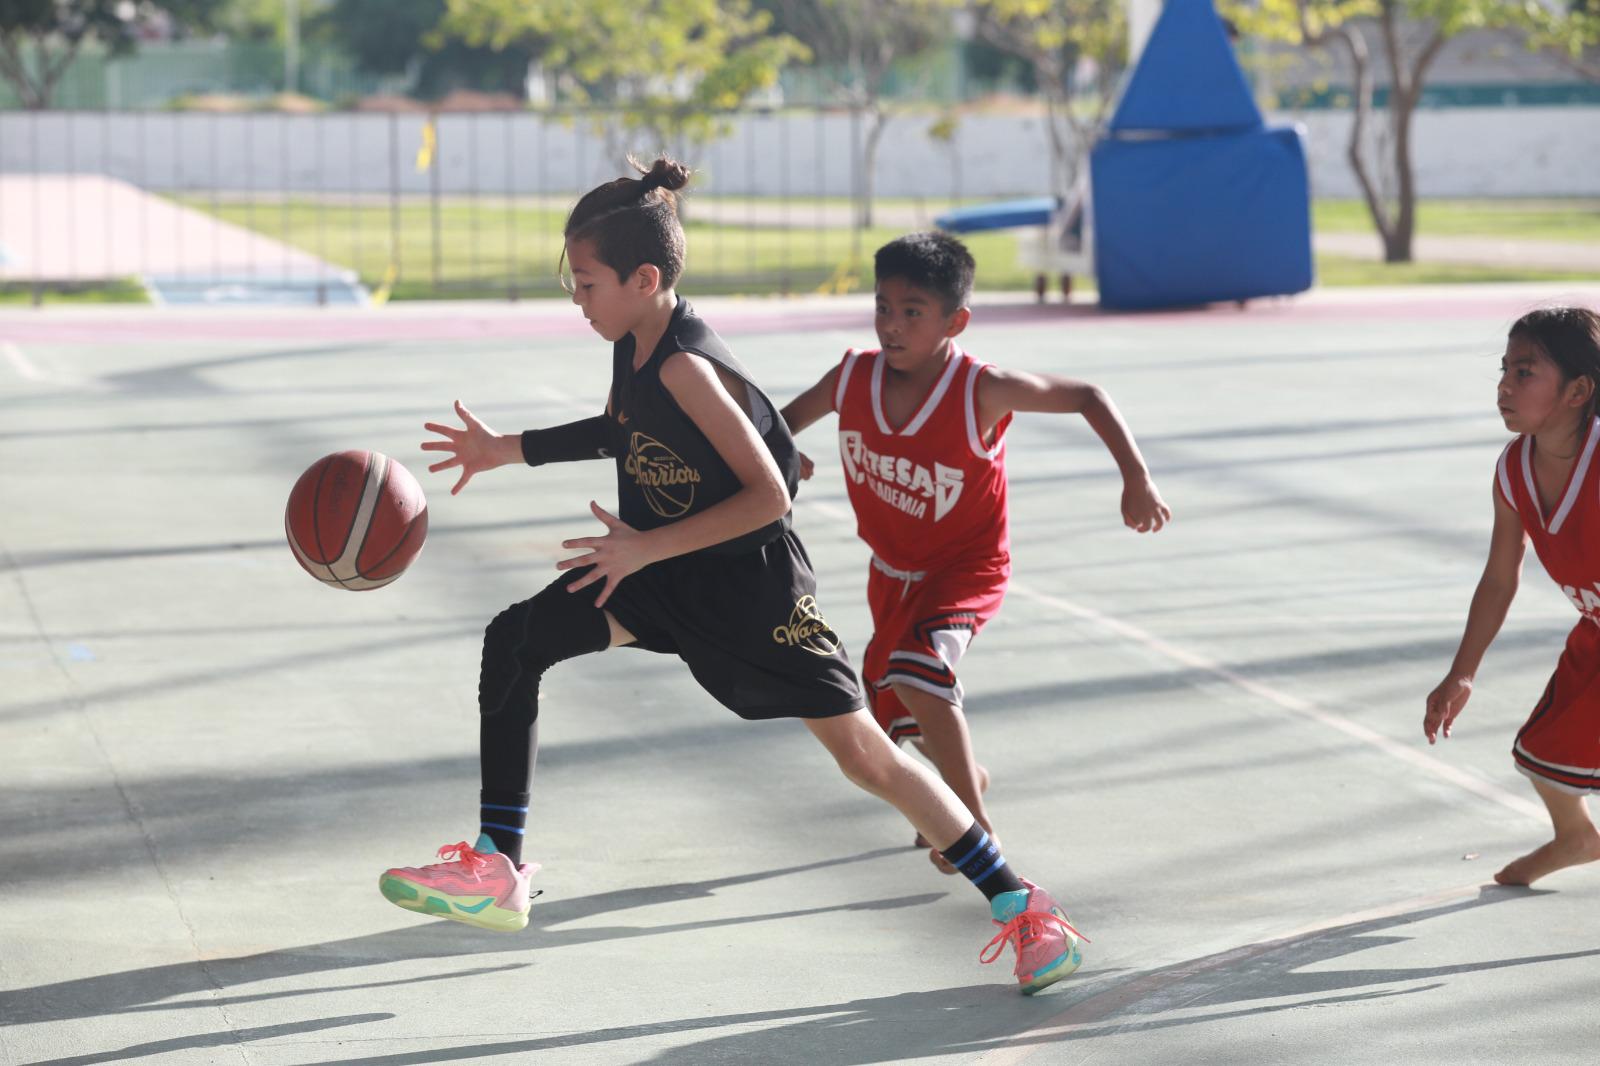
939;822;1027;902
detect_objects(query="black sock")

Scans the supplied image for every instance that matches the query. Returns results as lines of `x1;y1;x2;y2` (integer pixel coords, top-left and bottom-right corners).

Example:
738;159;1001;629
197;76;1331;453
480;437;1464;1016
479;790;529;865
940;822;1026;901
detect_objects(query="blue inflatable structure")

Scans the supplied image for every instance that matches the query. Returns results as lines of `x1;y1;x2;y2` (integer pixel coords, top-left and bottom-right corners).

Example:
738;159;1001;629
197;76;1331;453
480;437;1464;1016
1091;0;1313;309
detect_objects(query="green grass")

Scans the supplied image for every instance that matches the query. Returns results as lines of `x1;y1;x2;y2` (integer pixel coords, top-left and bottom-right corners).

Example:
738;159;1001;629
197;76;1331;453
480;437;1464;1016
174;195;1597;301
175;196;1051;299
1313;255;1600;286
1314;199;1600;243
0;279;149;305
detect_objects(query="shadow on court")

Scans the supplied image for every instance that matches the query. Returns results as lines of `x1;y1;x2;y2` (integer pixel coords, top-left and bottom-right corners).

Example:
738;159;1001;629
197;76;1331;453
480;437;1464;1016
0;849;940;1029
9;1014;400;1066
18;884;1579;1066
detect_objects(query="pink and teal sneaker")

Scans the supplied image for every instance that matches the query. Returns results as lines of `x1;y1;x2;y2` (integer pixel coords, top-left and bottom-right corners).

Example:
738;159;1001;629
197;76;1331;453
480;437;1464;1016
980;879;1087;994
379;834;538;932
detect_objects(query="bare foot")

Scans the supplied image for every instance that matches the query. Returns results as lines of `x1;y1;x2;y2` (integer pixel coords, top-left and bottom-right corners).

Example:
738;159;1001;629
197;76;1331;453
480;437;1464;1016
1494;828;1600;885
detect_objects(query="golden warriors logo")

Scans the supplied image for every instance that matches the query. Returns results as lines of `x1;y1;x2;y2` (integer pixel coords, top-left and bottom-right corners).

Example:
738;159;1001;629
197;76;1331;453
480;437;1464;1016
624;431;701;518
772;595;841;656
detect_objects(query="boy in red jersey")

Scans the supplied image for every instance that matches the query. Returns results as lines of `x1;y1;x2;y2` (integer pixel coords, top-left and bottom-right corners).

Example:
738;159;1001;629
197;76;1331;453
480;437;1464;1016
781;232;1170;871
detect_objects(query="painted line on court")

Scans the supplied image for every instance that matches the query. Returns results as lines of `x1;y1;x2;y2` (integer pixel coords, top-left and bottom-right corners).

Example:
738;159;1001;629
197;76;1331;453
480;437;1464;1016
973;879;1494;1066
1004;579;1546;822
1;340;43;381
800;496;1544;823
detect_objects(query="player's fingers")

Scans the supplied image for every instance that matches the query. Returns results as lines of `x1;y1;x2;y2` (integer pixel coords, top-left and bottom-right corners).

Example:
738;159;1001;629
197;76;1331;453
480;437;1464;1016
561;559;601;583
560;536;599;550
451;470;472;495
427;457;460;473
422;422;458;437
593;576;615;609
590;501;622;527
420;440;457;452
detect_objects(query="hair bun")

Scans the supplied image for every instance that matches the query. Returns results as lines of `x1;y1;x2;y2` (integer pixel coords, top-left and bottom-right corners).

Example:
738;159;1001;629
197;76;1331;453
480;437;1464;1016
639;156;692;193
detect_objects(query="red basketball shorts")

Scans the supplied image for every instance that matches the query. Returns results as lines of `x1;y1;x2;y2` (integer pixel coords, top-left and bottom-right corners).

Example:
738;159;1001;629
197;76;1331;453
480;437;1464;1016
863;554;1008;743
1514;620;1600;794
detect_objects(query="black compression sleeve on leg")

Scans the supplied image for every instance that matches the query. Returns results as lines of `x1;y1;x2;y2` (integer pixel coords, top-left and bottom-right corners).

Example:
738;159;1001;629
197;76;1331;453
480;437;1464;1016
479;574;613;798
520;416;612;466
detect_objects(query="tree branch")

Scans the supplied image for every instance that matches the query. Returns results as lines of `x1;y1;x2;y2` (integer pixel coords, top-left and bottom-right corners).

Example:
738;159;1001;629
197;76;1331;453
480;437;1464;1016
1380;0;1407;102
1406;29;1447;111
1337;22;1392;243
1493;26;1600;83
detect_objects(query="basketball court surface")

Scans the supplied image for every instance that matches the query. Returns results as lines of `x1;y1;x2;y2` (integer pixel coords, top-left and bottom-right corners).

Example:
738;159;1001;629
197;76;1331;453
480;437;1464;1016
4;284;1600;1064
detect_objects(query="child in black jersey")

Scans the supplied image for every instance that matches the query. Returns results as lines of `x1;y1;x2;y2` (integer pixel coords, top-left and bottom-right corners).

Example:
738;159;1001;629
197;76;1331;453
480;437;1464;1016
378;157;1085;994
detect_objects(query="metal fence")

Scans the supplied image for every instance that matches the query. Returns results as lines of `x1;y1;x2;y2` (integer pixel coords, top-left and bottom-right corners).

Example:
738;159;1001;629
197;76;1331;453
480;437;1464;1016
0;107;1041;305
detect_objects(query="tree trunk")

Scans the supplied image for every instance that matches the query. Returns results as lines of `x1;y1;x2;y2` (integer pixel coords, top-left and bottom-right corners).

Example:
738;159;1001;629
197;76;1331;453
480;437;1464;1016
0;33;84;110
1379;6;1415;261
1334;25;1399;262
1379;16;1447;264
858;103;888;229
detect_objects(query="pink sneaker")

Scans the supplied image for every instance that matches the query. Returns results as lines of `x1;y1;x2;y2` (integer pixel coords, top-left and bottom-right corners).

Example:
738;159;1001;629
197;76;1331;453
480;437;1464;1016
980;879;1087;994
379;836;539;932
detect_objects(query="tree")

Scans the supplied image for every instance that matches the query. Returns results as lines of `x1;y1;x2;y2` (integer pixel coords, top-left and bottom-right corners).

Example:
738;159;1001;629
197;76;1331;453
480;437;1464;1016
762;0;957;226
0;1;226;108
1227;0;1540;264
317;0;534;99
969;0;1128;198
442;0;807;150
1513;0;1600;81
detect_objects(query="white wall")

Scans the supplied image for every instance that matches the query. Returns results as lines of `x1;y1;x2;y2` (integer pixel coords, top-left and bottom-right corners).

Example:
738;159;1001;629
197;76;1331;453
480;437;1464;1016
1284;107;1600;199
0;107;1595;200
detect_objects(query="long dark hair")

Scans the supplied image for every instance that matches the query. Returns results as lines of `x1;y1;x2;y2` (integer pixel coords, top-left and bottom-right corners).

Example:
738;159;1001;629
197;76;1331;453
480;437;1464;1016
1509;307;1600;424
561;155;691;289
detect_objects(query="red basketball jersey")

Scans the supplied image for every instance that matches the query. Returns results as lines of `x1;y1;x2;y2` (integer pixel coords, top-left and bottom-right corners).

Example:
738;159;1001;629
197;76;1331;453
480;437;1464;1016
833;345;1012;573
1496;417;1600;626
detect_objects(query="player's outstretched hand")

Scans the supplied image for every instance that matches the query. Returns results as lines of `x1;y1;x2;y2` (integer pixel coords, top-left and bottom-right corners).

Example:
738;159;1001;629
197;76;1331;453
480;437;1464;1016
1424;673;1473;744
422;400;504;496
1122;475;1171;533
797;451;815;481
557;501;656;608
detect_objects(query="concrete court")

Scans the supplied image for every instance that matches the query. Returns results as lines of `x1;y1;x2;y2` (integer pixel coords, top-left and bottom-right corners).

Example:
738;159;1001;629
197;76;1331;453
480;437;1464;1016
4;284;1600;1065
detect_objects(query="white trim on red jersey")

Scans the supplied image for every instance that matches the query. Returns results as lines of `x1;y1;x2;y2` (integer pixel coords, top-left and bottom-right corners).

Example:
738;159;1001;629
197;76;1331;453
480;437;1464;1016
867;355;894;435
863;345;966;438
1515;417;1600;533
1496;440;1518;513
900;347;964;436
835;349;863;412
963;361;1002;460
1520;437;1539;527
1514;738;1600;777
1550;418;1600;535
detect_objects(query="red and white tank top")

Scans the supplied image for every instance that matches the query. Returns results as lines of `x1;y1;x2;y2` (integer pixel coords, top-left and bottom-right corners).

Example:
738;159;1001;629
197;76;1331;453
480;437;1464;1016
833;344;1011;573
1496;417;1600;626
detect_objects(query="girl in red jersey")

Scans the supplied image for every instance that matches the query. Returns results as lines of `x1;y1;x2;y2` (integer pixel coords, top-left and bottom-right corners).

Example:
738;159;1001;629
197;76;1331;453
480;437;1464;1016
782;232;1170;873
1427;307;1600;885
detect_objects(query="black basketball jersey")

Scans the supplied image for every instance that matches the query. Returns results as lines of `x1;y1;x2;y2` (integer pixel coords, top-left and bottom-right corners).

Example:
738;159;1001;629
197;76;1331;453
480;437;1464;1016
606;298;801;556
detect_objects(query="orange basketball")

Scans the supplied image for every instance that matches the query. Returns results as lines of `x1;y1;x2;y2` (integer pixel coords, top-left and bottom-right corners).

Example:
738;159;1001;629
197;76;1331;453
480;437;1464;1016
285;450;428;590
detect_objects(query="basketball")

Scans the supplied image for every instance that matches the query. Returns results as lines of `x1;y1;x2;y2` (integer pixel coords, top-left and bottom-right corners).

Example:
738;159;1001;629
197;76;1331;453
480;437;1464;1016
285;450;428;590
